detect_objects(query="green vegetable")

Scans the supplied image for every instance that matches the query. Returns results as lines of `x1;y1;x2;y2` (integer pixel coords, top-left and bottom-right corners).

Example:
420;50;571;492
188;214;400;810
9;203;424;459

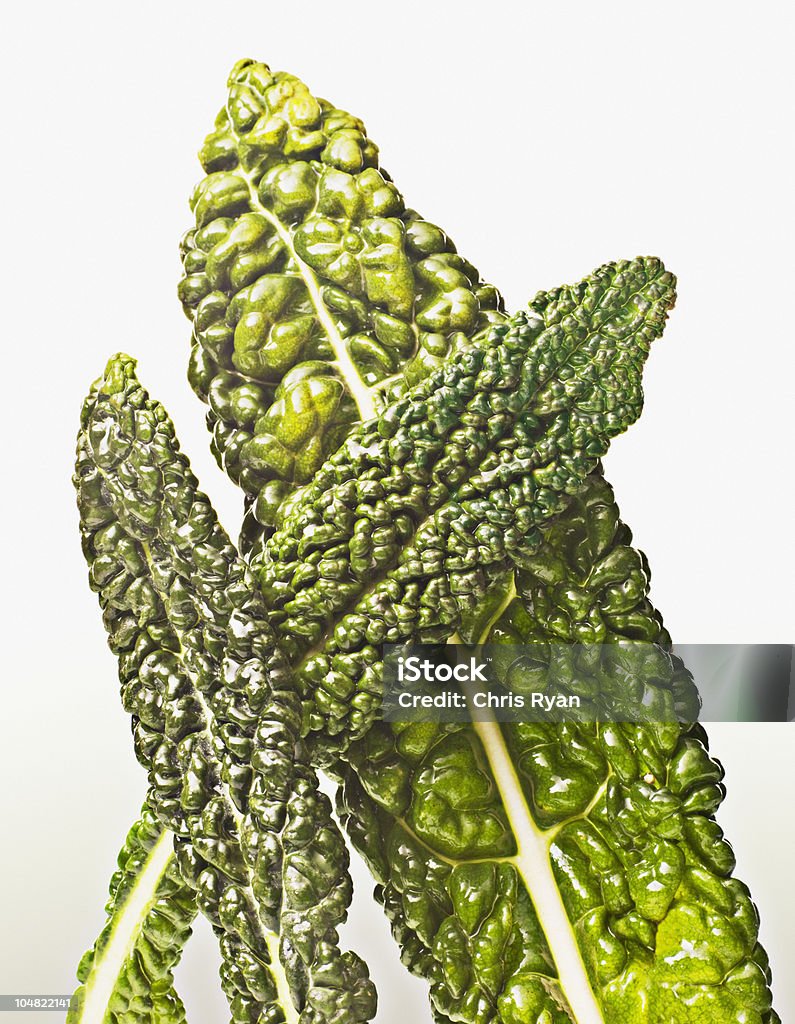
68;805;194;1024
73;246;672;1022
178;57;504;546
70;57;780;1024
81;53;508;1015
74;355;375;1024
256;257;676;744
338;474;778;1023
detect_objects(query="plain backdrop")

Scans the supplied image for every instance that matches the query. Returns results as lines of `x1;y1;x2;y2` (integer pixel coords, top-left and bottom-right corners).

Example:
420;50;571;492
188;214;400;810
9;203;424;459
0;3;792;1023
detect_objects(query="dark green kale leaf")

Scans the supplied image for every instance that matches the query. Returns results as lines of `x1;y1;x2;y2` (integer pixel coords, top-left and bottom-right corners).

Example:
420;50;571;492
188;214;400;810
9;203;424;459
256;258;676;743
74;355;375;1024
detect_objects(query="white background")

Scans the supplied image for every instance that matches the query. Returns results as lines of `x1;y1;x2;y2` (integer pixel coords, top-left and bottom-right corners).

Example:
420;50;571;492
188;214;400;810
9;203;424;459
0;2;793;1022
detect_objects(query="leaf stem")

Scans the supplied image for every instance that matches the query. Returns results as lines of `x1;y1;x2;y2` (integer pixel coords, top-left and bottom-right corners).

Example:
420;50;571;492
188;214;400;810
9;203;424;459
472;718;605;1024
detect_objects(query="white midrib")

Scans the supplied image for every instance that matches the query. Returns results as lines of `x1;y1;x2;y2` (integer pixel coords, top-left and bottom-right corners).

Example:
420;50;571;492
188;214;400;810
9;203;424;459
472;718;605;1024
78;827;173;1024
79;829;297;1024
232;161;377;423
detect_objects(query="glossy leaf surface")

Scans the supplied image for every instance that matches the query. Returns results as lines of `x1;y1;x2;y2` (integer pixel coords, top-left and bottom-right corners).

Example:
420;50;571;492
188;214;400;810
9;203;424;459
74;356;375;1024
68;806;194;1024
256;257;675;742
338;477;778;1023
71;56;780;1024
178;58;504;541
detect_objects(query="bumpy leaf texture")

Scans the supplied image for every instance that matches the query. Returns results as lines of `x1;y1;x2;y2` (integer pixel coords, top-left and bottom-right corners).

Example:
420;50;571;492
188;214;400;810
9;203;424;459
255;259;675;745
72;57;779;1024
77;52;509;1020
186;59;776;1024
73;248;673;1023
178;57;505;546
68;805;194;1024
337;474;778;1024
74;356;375;1024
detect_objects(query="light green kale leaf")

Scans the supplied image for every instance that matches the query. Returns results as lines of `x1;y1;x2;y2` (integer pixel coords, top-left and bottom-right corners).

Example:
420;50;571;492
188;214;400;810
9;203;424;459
337;475;778;1024
68;805;194;1024
178;57;505;544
